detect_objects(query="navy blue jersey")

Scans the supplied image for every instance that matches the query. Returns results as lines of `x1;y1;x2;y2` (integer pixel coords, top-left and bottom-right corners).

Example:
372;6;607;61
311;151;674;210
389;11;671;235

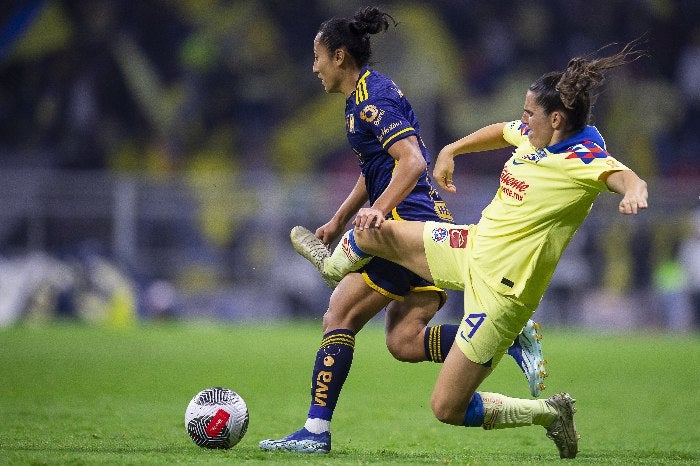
345;68;453;223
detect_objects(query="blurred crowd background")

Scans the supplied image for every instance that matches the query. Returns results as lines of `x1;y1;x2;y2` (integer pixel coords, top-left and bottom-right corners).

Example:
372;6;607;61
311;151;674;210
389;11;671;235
1;0;699;331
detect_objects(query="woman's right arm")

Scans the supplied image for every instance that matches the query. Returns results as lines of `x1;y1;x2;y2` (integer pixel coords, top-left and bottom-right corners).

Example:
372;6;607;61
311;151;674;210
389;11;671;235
433;122;510;193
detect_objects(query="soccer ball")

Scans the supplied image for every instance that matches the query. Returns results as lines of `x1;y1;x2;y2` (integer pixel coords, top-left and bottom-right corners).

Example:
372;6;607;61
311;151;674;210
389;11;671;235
185;387;249;449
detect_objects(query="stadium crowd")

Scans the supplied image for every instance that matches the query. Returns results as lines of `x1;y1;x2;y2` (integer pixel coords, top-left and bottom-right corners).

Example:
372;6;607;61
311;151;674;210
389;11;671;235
0;0;699;330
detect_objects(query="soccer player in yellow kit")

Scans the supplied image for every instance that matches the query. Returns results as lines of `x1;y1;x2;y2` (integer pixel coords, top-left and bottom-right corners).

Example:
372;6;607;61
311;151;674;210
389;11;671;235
294;40;648;458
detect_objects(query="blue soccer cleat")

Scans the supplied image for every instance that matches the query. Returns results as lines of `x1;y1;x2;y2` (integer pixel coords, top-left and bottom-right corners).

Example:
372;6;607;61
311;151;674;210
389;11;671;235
507;319;548;397
259;427;331;454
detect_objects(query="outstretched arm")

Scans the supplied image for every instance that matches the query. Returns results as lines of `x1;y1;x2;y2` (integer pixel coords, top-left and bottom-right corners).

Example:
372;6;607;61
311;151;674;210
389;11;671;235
601;169;648;215
433;123;510;193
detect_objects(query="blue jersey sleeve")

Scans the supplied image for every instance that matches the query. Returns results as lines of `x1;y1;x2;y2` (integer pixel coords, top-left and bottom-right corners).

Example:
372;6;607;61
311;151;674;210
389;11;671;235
356;96;417;151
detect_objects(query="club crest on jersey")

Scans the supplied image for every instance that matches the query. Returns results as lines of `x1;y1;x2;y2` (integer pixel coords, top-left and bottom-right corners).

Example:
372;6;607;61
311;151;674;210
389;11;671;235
346;113;355;133
523;148;548;163
431;227;448;243
564;140;609;164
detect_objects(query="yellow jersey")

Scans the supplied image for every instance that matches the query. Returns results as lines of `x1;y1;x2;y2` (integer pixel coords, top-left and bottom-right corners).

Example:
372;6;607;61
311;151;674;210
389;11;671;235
470;120;629;306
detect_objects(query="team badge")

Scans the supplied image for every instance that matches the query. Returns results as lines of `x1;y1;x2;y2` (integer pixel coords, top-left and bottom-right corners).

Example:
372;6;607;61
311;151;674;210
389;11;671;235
431;227;448;243
523;148;548;163
346;113;355;133
564;140;609;164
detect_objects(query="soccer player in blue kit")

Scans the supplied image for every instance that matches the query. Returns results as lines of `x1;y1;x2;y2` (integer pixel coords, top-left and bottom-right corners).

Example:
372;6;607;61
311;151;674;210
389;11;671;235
260;6;546;454
294;39;649;459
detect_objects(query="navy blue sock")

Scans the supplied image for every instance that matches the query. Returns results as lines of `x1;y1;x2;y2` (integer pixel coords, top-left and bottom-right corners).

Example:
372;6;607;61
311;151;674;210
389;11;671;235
307;329;355;421
424;324;458;362
463;392;485;427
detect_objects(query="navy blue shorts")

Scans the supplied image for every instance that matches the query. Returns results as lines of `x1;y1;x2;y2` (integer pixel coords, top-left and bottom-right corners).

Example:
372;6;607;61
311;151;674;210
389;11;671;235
360;257;447;307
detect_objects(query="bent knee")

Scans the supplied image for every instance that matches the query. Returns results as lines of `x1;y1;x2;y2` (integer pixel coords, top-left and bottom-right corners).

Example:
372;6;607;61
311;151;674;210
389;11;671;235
386;341;421;362
385;331;424;363
430;397;463;425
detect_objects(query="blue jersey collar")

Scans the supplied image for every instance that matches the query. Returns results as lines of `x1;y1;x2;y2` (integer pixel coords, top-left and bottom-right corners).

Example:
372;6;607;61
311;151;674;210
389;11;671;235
547;126;606;153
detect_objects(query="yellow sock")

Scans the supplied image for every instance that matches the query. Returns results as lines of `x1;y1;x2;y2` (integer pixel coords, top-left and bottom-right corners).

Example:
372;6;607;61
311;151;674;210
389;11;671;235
479;392;557;430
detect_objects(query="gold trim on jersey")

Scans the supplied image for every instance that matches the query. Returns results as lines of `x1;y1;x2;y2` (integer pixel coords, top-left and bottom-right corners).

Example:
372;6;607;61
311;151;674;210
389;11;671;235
355;70;371;104
382;127;414;148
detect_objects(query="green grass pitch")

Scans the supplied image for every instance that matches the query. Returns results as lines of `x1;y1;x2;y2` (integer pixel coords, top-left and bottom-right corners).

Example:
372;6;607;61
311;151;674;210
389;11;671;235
0;322;698;465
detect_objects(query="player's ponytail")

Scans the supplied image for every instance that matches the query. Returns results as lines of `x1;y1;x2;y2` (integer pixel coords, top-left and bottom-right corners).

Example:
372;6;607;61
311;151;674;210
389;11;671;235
318;6;396;68
529;38;647;131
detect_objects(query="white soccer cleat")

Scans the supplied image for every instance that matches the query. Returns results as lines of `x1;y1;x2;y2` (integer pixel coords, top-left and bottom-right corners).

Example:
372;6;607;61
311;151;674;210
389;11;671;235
290;226;338;289
545;392;580;459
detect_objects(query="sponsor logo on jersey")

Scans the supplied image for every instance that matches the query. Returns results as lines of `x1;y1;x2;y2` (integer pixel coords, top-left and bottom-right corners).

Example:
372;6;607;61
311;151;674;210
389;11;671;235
449;228;468;248
606;159;620;169
360;104;384;123
499;167;529;201
378;121;403;142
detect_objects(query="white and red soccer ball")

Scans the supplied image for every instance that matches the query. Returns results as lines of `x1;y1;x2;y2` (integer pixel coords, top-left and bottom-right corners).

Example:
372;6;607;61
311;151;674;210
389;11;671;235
185;387;249;449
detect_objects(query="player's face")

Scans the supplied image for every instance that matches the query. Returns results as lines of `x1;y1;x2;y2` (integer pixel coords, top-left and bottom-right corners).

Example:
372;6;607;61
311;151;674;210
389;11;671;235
313;35;340;93
522;90;555;148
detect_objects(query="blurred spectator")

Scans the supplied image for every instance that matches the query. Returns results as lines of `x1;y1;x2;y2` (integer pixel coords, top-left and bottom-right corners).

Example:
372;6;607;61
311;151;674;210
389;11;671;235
0;1;699;328
679;208;700;329
653;239;692;332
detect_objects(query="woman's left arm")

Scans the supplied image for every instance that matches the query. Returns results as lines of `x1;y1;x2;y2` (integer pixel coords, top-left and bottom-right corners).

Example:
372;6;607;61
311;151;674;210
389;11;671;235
353;136;426;230
601;170;649;215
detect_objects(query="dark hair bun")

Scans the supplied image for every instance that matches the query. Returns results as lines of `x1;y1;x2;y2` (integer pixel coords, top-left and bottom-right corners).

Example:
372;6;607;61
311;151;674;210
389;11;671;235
350;6;391;35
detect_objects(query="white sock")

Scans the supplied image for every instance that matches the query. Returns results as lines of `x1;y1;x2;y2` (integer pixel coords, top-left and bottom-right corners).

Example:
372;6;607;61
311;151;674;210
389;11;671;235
304;417;330;434
324;230;372;280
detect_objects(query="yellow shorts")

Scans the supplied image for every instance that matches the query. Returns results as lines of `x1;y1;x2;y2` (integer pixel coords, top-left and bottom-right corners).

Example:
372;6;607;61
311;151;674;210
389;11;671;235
423;221;534;366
